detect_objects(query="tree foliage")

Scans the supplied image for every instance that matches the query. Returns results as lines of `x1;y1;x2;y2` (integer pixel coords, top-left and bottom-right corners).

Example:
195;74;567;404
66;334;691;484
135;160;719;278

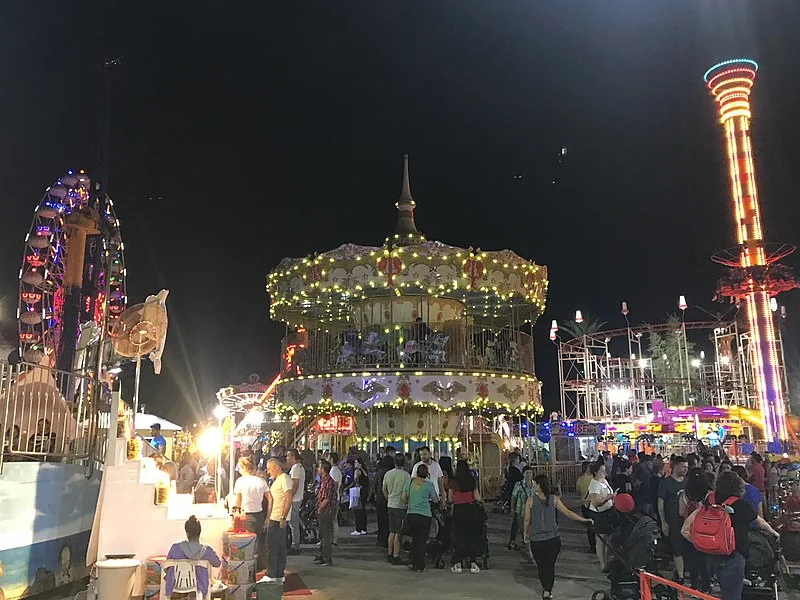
647;314;695;405
558;314;607;340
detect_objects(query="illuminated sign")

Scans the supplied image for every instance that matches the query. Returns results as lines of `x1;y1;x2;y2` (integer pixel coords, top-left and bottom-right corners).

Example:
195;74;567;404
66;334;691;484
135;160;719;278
314;416;354;434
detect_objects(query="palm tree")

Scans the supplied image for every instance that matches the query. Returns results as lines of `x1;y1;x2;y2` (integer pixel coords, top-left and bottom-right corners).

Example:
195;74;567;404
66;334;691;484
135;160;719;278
557;314;607;340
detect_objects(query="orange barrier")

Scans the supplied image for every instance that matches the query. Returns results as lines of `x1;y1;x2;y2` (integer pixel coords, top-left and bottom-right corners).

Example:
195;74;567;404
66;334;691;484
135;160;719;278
639;570;720;600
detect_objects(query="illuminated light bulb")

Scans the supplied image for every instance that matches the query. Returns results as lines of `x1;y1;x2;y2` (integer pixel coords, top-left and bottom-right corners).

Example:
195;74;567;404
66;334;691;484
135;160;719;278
770;297;778;312
678;295;687;311
621;301;629;316
549;329;556;341
575;310;583;323
551;319;558;332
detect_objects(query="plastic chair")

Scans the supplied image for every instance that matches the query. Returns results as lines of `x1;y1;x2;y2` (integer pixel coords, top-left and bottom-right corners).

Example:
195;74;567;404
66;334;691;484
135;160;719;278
160;559;212;600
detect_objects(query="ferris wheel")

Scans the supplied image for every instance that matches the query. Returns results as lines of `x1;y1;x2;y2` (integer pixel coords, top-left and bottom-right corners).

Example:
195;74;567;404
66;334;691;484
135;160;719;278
17;170;127;369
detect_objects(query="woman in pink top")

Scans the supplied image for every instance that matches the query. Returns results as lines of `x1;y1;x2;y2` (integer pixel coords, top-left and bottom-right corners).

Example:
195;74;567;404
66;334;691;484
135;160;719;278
447;459;484;574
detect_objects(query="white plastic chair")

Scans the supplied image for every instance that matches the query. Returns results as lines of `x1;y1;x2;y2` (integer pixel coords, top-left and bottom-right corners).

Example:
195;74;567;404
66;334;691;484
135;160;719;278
160;559;212;600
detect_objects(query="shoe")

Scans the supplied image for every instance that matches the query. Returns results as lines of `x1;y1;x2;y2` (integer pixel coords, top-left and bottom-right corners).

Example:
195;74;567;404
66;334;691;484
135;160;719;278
350;530;362;536
288;548;300;555
320;559;333;566
469;562;480;574
543;592;552;599
313;556;324;564
451;564;463;574
507;542;518;551
390;556;404;565
316;541;322;547
332;542;338;546
264;576;285;583
359;530;368;535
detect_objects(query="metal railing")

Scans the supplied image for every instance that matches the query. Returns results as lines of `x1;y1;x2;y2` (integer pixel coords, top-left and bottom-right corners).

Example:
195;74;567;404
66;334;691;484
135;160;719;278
0;360;110;472
283;324;536;376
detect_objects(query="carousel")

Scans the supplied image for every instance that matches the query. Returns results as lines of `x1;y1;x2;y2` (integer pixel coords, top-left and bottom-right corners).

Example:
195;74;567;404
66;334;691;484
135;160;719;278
265;157;548;493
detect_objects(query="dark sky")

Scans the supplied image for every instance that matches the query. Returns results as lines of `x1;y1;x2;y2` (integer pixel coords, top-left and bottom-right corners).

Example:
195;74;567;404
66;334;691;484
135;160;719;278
1;3;799;425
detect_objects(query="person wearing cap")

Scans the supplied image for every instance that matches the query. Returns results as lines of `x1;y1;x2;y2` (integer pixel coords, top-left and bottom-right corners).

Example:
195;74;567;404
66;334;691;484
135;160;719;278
149;423;167;454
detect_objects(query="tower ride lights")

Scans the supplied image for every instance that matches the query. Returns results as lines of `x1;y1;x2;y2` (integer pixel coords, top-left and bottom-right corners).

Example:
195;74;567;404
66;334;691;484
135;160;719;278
704;58;797;446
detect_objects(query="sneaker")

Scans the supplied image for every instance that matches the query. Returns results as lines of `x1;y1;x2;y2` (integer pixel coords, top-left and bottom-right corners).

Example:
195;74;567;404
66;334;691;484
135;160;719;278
350;530;362;536
451;564;463;574
320;559;333;566
264;576;285;583
470;562;480;574
390;556;404;565
543;592;552;599
313;556;324;564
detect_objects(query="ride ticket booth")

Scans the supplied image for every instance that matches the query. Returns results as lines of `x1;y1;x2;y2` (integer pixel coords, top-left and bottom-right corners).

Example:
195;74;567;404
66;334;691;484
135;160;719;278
549;421;604;464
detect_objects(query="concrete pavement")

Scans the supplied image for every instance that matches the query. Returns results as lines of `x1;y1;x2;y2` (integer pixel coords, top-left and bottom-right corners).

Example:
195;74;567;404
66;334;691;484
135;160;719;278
290;503;607;600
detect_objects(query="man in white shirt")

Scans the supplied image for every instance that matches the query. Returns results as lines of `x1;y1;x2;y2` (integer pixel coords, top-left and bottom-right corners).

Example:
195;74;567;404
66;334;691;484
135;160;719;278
232;457;269;571
286;449;306;554
329;452;343;542
410;446;445;507
265;458;293;583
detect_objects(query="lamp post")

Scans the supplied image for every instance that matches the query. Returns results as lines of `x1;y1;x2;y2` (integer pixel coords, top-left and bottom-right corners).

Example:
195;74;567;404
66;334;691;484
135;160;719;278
212;404;229;503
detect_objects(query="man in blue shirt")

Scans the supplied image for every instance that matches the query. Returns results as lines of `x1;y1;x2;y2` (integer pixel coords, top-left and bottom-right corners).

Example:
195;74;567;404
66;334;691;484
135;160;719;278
150;423;167;454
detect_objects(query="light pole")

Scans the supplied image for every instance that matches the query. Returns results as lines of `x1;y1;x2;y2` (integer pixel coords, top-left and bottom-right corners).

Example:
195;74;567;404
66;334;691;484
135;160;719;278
212;404;229;504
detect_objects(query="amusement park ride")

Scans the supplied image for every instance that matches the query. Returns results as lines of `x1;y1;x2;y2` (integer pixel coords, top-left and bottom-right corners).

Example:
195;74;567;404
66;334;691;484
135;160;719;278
18;171;127;371
227;155;550;492
555;59;799;451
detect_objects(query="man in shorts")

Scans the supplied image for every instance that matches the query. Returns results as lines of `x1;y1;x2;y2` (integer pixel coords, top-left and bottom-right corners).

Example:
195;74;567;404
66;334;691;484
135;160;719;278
658;455;688;583
383;453;411;564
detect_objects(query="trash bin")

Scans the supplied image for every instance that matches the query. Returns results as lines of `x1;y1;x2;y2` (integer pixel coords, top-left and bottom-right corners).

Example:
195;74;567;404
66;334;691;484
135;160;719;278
254;580;283;600
95;558;140;599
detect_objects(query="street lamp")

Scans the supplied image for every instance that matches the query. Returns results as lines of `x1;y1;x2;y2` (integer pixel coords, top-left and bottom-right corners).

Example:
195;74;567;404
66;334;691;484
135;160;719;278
212;404;229;503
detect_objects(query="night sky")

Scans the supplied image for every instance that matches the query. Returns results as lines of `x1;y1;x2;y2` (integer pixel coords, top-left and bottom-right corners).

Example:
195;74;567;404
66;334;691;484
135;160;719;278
1;3;799;425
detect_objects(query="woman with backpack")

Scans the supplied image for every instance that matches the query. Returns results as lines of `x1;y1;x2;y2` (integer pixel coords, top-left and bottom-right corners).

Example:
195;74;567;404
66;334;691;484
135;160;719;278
682;471;779;600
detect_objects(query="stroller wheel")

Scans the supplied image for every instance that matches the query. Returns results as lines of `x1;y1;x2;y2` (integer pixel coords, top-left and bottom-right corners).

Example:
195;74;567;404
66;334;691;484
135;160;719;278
591;591;611;600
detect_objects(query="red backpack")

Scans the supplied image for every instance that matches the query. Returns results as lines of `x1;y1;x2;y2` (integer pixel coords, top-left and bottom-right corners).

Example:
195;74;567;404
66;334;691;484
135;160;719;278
689;496;737;555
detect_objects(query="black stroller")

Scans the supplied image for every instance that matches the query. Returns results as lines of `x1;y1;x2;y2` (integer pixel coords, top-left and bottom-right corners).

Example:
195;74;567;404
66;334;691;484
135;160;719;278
592;508;669;600
427;507;452;568
742;529;780;600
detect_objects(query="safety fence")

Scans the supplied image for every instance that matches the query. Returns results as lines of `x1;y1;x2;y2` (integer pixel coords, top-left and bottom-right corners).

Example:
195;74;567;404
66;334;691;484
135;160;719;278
0;360;110;472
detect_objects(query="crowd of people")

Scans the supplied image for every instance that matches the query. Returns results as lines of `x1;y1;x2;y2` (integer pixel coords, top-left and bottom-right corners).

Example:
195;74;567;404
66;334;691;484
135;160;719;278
159;435;785;600
571;447;782;600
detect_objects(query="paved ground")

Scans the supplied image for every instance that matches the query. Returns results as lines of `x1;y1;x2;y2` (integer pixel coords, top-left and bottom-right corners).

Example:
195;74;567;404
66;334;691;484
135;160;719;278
292;504;607;600
60;497;800;600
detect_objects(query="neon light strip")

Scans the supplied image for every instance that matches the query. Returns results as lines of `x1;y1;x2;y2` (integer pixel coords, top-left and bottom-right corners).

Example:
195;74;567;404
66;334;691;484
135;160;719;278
703;58;759;82
706;67;757;89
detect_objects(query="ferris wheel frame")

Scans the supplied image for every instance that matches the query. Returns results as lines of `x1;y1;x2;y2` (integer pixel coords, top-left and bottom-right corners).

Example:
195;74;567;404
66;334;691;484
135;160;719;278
17;170;127;370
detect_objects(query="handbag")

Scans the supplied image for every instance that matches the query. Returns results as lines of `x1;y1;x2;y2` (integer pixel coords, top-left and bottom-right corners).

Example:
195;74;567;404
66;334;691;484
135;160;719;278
348;485;361;509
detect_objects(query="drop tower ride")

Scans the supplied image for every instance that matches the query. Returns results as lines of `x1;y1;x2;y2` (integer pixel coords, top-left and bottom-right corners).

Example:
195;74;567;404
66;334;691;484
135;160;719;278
704;58;798;447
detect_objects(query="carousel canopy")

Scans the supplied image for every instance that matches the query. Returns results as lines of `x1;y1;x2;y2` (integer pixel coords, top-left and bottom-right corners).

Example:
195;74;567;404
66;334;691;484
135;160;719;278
267;157;548;327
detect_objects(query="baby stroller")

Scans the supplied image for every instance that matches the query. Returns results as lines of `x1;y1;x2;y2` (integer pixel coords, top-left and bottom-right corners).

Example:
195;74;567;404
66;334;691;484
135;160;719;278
743;529;780;600
592;495;668;600
298;494;320;545
427;508;452;568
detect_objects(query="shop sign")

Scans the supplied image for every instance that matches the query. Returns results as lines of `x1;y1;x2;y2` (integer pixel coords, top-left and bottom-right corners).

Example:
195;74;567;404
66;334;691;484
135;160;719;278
314;415;354;434
550;421;604;437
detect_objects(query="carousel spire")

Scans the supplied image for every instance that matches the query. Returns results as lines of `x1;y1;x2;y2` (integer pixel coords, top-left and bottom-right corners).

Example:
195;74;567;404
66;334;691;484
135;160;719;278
394;155;423;242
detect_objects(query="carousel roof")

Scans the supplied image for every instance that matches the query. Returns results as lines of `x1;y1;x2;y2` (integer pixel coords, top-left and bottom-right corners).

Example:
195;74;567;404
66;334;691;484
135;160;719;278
266;157;548;326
